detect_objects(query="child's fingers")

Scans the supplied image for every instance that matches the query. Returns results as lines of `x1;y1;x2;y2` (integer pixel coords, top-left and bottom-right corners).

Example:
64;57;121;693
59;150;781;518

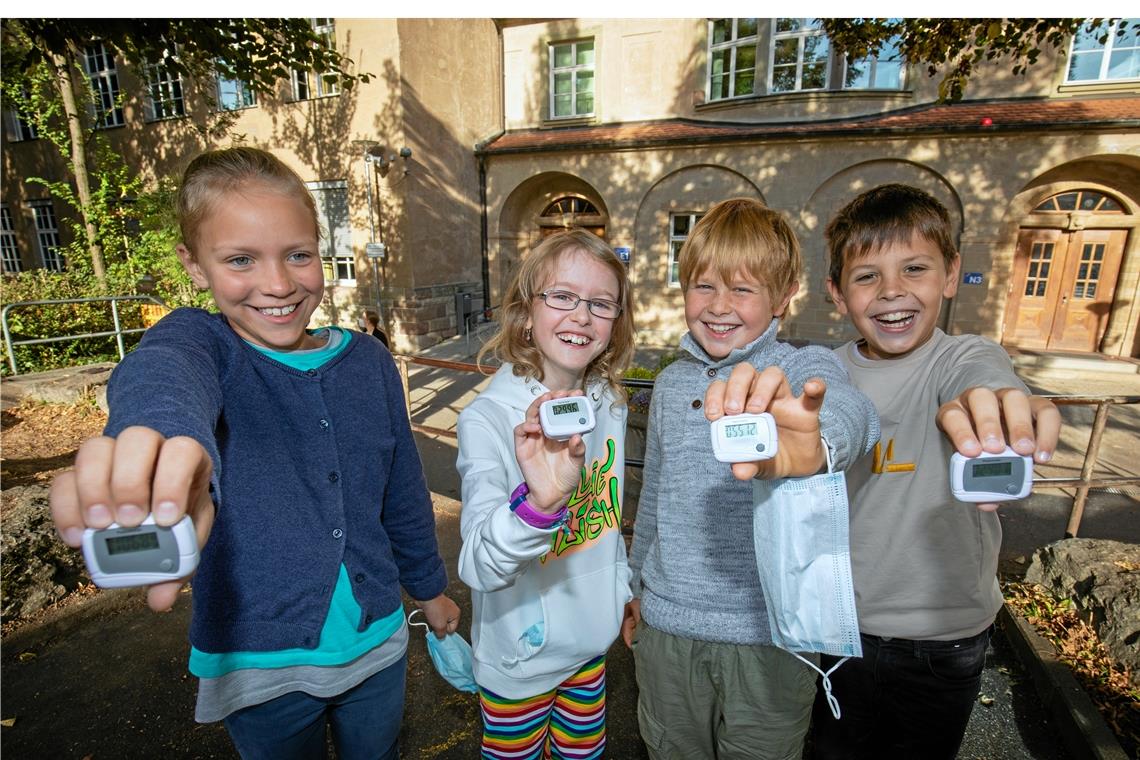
72;436;118;529
996;389;1035;456
146;579;188;613
703;380;728;421
960;387;1006;453
108;426;168;527
743;367;791;414
152;436;213;527
731;461;762;481
49;470;85;547
975;502;1002;513
567;433;586;459
799;378;827;415
1029;397;1061;463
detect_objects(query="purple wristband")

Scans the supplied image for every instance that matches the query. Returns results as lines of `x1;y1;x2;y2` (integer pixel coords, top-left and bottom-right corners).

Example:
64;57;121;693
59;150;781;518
509;482;569;529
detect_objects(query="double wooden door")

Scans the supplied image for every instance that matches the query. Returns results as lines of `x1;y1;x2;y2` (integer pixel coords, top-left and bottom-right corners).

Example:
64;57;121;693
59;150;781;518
1002;227;1126;352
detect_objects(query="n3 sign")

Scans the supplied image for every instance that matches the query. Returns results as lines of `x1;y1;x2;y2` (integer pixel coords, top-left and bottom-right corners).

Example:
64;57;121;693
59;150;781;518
963;272;984;285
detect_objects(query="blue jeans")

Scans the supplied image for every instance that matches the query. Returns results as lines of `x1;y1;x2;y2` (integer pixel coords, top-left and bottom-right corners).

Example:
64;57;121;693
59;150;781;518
223;654;406;760
810;627;990;760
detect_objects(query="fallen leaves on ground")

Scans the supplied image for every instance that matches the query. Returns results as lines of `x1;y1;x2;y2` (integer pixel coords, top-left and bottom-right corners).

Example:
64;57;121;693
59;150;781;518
1;397;107;497
1004;581;1139;756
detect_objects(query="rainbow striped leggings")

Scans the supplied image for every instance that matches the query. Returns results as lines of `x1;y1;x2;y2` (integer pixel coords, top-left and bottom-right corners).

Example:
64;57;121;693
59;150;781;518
478;655;606;760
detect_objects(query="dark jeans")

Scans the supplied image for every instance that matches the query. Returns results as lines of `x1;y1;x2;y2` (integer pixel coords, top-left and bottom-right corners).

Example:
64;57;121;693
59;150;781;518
223;653;406;760
810;627;990;760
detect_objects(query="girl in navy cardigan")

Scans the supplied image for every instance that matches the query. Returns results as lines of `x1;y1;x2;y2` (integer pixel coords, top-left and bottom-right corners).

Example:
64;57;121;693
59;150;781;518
51;147;458;759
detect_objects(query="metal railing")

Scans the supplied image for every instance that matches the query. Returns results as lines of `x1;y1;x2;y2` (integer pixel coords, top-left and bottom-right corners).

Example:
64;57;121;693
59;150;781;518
2;296;167;376
393;354;1137;538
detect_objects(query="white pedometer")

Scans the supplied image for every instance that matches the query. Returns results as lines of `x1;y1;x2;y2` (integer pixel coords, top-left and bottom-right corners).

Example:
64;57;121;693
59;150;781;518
82;514;199;588
711;412;779;463
539;396;596;441
949;447;1033;503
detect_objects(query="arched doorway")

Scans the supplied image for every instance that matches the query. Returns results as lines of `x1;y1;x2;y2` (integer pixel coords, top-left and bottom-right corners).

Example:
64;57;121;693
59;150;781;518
1002;190;1129;352
537;196;606;238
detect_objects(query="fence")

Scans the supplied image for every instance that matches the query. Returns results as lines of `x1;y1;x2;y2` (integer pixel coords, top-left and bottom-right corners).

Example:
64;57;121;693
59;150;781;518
393;354;1138;539
2;296;169;376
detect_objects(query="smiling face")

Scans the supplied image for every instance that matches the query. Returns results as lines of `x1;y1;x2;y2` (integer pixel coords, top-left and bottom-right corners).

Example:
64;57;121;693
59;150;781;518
177;182;325;351
525;248;620;391
827;232;960;361
684;267;797;360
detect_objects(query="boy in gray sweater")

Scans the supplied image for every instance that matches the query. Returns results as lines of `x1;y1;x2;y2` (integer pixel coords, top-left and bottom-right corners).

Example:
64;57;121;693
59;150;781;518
622;198;878;759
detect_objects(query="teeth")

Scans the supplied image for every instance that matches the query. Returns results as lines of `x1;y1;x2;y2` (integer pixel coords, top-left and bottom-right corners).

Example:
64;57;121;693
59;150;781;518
558;333;590;346
876;311;914;324
260;304;297;317
706;324;736;334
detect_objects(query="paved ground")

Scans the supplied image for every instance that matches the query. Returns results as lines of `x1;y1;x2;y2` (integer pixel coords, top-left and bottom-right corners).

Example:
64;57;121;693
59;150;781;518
1;328;1137;758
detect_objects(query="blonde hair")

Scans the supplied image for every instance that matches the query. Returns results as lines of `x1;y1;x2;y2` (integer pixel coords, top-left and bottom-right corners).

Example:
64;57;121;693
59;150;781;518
678;198;802;301
177;146;318;251
479;229;634;397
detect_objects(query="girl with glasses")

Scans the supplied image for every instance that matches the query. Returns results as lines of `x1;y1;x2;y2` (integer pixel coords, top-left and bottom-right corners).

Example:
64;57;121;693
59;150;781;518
457;229;636;759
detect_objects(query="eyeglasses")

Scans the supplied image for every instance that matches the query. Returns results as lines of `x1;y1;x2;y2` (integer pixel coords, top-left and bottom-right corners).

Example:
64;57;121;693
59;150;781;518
538;290;622;320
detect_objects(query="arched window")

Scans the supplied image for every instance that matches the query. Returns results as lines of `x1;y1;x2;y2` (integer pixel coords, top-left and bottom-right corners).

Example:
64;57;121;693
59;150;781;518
1033;190;1123;214
537;196;605;238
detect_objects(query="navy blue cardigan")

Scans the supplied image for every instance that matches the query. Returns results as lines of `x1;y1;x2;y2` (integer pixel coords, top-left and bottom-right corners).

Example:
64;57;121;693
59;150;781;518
105;308;448;653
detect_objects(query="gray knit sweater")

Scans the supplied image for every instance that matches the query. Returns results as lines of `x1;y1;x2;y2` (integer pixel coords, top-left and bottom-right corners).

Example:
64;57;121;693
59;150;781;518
628;319;879;645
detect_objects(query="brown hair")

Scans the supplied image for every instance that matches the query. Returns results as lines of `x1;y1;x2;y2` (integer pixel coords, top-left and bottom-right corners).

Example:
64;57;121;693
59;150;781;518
826;183;958;286
678;198;801;301
479;229;634;397
177;146;318;251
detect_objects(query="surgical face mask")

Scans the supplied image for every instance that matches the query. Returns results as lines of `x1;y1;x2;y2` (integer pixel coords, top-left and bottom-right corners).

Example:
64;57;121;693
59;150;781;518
408;609;477;693
753;471;861;719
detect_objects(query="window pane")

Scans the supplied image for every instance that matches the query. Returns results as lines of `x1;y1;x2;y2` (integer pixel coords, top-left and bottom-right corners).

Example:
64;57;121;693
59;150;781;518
737;18;758;38
673;215;690;235
774;39;798;65
776;18;801;33
1108;49;1140;79
846;61;870;88
1067;52;1101;81
1055;192;1077;211
772;67;795;92
576;94;593;115
554;94;572;117
576;70;594;95
1116;19;1140;46
1071;22;1109;52
804;35;829;63
553;44;571;68
735;71;755;96
576;41;594;66
875;61;903;89
711;48;730;77
802;62;827;89
554;71;572;94
737;44;756;69
711;19;731;45
710;73;728;100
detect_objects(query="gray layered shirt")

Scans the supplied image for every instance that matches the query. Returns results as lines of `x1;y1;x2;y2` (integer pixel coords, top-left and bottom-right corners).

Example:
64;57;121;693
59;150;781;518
628;319;879;646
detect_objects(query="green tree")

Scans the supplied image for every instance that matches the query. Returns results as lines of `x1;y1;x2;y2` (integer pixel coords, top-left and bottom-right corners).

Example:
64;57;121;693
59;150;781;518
821;18;1123;101
2;18;371;284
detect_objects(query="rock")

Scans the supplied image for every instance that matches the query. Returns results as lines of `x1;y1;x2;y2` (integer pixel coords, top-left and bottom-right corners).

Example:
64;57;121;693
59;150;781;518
1025;538;1140;685
1;485;89;621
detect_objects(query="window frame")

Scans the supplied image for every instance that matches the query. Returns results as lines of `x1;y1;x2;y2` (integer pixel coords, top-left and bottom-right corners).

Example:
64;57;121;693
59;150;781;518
1;205;22;273
292;18;341;101
28;200;64;272
769;18;831;94
667;212;704;287
841;33;906;90
1066;18;1140;83
306;179;354;285
707;18;759;102
143;57;187;121
215;71;257;111
548;38;596;120
83;41;124;128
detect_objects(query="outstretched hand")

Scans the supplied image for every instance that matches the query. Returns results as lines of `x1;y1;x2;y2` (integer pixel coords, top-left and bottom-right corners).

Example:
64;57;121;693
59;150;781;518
704;363;827;481
50;426;215;612
937;387;1061;512
513;391;586;513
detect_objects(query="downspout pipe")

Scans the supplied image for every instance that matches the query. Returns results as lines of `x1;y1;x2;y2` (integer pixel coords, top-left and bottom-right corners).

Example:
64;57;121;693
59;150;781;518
474;131;504;317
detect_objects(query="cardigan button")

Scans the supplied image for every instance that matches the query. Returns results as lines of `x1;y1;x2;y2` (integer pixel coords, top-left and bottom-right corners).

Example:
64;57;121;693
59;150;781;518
328;471;339;482
306;369;317;377
691;399;702;409
355;573;365;583
365;614;374;625
319;419;330;430
332;528;344;539
707;368;717;378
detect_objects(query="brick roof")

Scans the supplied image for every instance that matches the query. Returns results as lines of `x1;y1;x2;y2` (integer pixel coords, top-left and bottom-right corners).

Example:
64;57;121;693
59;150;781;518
479;97;1140;155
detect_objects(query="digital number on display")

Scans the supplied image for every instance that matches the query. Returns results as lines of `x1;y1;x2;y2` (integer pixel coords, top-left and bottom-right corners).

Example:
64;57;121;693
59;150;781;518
711;413;778;463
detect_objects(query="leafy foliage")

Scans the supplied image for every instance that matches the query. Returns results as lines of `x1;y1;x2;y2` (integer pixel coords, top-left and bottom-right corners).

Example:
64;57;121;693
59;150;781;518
821;18;1118;101
623;352;678;414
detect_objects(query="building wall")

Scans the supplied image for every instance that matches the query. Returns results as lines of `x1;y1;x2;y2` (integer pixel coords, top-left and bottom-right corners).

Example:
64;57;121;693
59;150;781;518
0;18;501;353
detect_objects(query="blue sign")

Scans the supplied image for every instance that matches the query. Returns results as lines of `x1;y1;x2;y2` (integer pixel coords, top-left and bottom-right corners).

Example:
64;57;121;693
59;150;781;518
963;272;983;285
614;246;631;264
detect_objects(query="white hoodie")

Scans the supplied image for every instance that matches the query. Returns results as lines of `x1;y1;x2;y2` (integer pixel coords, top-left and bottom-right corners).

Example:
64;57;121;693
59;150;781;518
456;364;633;699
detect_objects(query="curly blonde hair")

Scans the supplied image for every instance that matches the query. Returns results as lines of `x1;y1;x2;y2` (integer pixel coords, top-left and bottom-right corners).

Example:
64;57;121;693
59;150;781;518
479;230;634;397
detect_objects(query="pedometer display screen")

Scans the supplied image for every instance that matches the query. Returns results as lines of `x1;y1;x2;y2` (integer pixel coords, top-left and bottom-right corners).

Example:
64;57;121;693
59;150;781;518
971;461;1012;478
725;422;757;439
105;531;160;555
552;401;579;416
